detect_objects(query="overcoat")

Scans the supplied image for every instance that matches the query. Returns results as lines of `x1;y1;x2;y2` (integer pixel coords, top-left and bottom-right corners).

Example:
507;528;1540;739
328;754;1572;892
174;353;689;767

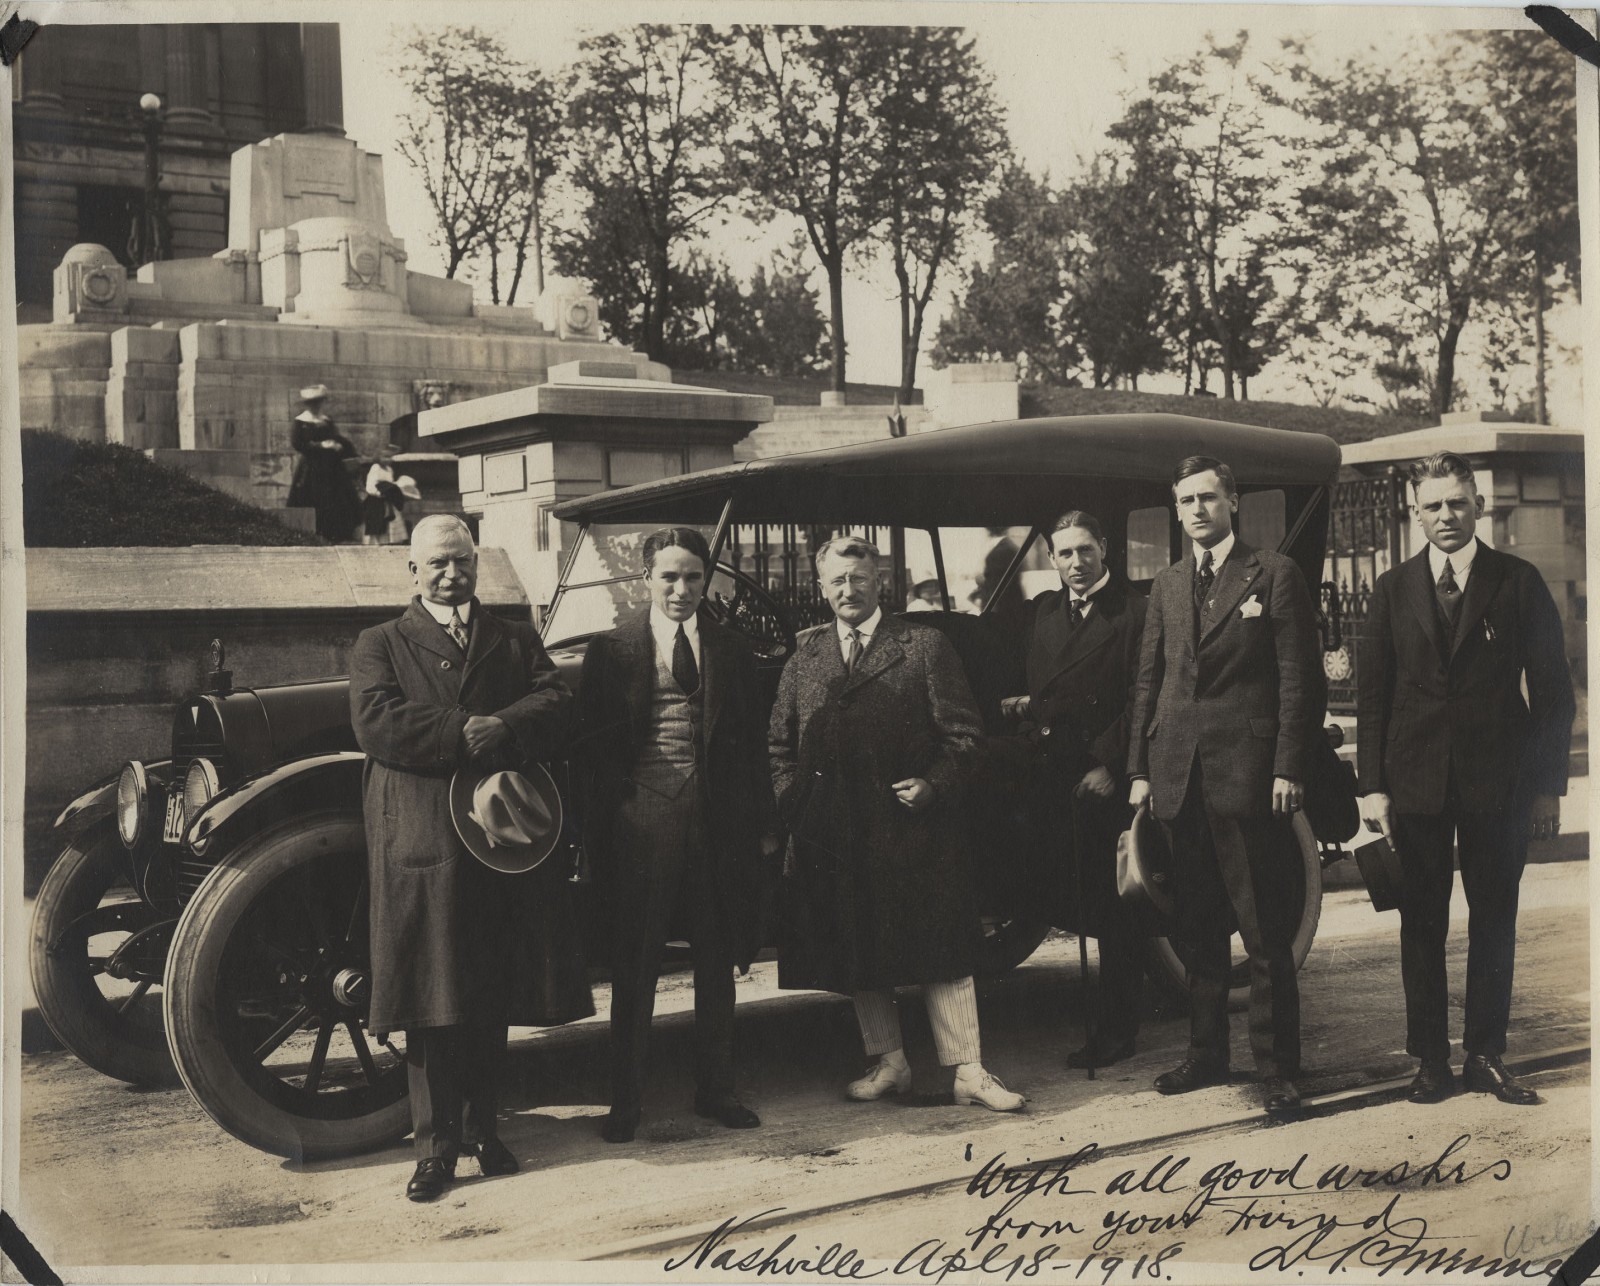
1357;543;1574;816
769;615;985;993
1023;578;1147;932
349;597;594;1038
1128;540;1319;821
572;609;779;970
286;411;359;541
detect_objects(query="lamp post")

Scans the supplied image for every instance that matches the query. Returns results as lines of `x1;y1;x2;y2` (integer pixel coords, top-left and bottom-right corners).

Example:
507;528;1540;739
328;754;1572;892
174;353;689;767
130;92;168;267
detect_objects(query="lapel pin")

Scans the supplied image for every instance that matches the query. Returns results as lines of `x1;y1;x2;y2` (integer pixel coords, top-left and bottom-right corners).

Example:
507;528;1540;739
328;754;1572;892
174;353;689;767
1484;621;1495;641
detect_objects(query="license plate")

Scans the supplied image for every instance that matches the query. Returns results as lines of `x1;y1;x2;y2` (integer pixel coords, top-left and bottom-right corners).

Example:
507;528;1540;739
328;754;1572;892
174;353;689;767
163;789;184;843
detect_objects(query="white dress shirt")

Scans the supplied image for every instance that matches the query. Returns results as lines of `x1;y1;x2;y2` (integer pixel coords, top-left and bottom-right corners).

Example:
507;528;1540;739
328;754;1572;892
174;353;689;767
1194;530;1236;573
650;605;701;668
1070;569;1112;618
1428;537;1479;591
836;607;883;662
420;597;472;628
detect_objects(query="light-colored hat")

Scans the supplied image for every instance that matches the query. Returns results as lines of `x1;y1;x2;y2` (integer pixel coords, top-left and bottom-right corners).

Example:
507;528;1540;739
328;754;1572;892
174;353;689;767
396;475;422;501
449;766;563;874
1116;803;1177;925
299;383;330;403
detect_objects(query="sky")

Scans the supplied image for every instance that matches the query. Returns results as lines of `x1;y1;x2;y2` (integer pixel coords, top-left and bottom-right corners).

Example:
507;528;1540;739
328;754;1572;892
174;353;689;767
338;1;1585;426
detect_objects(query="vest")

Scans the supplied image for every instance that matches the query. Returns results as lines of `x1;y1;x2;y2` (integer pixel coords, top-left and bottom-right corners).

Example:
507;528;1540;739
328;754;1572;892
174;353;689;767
631;641;704;799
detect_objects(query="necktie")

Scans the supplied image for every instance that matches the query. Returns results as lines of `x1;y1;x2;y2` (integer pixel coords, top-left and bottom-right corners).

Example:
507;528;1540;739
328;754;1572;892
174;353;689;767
1194;549;1214;614
844;628;863;675
447;608;469;652
1070;597;1087;627
672;623;700;695
1436;559;1462;632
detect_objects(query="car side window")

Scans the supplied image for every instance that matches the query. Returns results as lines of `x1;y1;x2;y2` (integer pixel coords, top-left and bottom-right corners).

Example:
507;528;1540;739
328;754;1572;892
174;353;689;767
1126;507;1171;582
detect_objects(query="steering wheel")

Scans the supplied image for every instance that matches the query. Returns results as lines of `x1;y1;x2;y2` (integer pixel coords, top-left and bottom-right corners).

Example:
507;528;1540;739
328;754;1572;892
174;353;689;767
704;562;795;662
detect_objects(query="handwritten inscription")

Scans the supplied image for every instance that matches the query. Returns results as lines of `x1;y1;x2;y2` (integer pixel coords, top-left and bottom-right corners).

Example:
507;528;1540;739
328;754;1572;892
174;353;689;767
664;1134;1569;1281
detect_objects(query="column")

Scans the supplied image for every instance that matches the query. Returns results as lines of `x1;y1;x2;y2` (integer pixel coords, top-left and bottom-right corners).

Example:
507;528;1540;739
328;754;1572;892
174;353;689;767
18;22;67;117
163;25;219;134
300;24;345;137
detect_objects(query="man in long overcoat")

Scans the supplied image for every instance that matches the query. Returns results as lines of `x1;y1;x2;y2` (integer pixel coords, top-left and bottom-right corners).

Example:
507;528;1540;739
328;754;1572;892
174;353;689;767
1128;456;1319;1121
350;515;592;1200
1358;451;1574;1107
1004;511;1148;1069
769;536;1023;1111
574;527;779;1144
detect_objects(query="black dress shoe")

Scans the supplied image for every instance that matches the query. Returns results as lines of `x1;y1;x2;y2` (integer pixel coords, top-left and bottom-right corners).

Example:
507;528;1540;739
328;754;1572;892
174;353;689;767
1153;1058;1229;1095
1407;1059;1455;1104
1067;1035;1136;1070
1462;1053;1539;1106
473;1137;519;1176
694;1092;761;1129
406;1156;454;1202
1261;1076;1302;1118
602;1105;641;1143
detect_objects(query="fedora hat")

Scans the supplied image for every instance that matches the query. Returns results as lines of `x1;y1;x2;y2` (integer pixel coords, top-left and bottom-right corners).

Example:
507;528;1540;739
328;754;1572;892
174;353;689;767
449;766;563;874
299;383;330;403
1351;833;1404;913
1116;802;1177;925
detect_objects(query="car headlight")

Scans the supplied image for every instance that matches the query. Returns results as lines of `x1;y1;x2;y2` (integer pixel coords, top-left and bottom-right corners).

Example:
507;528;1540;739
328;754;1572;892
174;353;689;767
116;762;148;848
181;758;220;828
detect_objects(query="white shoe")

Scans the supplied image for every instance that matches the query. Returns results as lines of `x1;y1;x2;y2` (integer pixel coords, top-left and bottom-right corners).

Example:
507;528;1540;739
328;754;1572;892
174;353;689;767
847;1058;913;1101
954;1065;1025;1112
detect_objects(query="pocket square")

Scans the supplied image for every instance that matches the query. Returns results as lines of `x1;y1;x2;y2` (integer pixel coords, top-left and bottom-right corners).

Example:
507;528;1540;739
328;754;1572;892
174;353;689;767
1239;596;1263;618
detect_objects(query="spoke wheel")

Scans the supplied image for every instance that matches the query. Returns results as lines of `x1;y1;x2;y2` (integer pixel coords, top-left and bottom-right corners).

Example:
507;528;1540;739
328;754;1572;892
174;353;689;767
29;825;178;1085
164;812;410;1160
1148;812;1324;1012
977;917;1053;979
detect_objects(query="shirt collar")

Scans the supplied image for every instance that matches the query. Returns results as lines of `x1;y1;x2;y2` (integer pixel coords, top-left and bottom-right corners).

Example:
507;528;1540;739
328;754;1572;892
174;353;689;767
837;607;883;640
650;605;699;647
1071;570;1111;604
1429;537;1479;580
1195;531;1235;571
420;597;471;626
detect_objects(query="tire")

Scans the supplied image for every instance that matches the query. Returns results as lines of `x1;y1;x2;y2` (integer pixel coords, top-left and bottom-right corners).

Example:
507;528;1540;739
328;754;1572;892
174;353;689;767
977;917;1053;979
28;826;179;1086
1147;811;1324;1012
164;812;410;1161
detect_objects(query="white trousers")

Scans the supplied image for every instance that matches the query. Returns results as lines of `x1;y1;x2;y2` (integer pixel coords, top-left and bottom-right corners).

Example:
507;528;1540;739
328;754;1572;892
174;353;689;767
853;976;982;1067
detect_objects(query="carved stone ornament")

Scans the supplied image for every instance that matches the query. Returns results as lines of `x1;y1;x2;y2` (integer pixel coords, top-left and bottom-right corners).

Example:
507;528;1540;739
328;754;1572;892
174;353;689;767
414;379;454;411
344;230;382;290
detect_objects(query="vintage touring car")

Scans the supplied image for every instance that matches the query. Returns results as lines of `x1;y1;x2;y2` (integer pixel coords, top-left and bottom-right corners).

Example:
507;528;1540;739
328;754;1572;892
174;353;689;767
31;413;1359;1161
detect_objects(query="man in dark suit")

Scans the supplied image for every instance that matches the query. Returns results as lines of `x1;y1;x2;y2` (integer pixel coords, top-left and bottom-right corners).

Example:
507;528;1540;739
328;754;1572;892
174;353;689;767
1357;451;1574;1107
1003;511;1148;1068
575;527;780;1144
1129;456;1319;1119
770;537;1023;1112
350;515;592;1201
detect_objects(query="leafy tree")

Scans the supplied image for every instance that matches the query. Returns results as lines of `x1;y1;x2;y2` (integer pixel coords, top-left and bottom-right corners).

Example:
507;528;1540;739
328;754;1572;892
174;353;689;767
867;28;1008;402
722;26;894;390
567;25;740;361
551;174;656;347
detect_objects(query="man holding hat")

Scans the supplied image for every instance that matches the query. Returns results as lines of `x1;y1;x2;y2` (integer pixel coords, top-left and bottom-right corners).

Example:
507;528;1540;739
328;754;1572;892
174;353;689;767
287;384;360;542
350;515;592;1201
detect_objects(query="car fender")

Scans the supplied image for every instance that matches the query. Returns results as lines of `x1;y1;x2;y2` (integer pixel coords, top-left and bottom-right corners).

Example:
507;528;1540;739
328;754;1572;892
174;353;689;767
54;761;175;839
184;753;366;857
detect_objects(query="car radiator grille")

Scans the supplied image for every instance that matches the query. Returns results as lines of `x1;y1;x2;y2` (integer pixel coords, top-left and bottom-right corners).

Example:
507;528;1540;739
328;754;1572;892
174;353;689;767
167;744;228;905
176;857;220;904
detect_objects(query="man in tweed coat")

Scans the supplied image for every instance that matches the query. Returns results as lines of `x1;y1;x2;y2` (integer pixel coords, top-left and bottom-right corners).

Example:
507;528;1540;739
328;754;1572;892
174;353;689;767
350;515;591;1201
769;537;1023;1111
1128;456;1319;1121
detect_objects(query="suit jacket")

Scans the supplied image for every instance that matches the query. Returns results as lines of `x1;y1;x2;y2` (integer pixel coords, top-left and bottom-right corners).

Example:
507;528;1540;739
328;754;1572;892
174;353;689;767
1129;540;1319;821
768;615;984;992
1026;578;1148;781
574;610;778;965
350;597;592;1037
1357;543;1574;815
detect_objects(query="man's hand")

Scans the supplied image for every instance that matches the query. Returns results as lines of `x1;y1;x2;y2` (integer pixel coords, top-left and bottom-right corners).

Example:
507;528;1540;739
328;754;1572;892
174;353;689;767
760;832;785;859
1529;794;1561;842
1075;765;1117;799
1359;792;1395;844
1271;777;1304;818
891;778;935;811
1128;778;1151;811
1000;695;1032;721
462;715;511;759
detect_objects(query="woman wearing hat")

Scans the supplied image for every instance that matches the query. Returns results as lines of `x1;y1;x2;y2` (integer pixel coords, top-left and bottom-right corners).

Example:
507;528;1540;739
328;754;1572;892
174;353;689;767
287;384;360;542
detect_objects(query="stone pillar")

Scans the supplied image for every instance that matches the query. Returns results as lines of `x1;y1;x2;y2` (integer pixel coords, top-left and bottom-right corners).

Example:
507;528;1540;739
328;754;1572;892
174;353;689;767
18;23;67;117
300;25;345;137
163;25;219;134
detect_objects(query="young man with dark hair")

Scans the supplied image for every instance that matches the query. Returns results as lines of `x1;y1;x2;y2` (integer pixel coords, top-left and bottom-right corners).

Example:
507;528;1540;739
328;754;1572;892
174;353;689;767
1357;452;1574;1107
1129;455;1320;1120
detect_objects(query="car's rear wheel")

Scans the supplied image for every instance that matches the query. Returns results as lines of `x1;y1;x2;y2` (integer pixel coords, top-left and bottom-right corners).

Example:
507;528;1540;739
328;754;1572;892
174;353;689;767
29;825;178;1086
164;812;410;1160
1147;812;1324;1011
977;916;1053;978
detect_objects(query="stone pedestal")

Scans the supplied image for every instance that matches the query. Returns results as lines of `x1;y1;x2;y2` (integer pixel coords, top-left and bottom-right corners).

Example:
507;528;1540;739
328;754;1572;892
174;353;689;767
229;134;390;255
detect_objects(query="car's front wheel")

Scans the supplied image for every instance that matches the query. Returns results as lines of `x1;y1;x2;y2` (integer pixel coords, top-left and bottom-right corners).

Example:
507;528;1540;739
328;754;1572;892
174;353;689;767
164;812;410;1161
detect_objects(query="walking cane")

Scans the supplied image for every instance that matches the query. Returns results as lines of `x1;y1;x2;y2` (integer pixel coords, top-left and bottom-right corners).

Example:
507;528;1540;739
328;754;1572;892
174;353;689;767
1068;790;1098;1082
